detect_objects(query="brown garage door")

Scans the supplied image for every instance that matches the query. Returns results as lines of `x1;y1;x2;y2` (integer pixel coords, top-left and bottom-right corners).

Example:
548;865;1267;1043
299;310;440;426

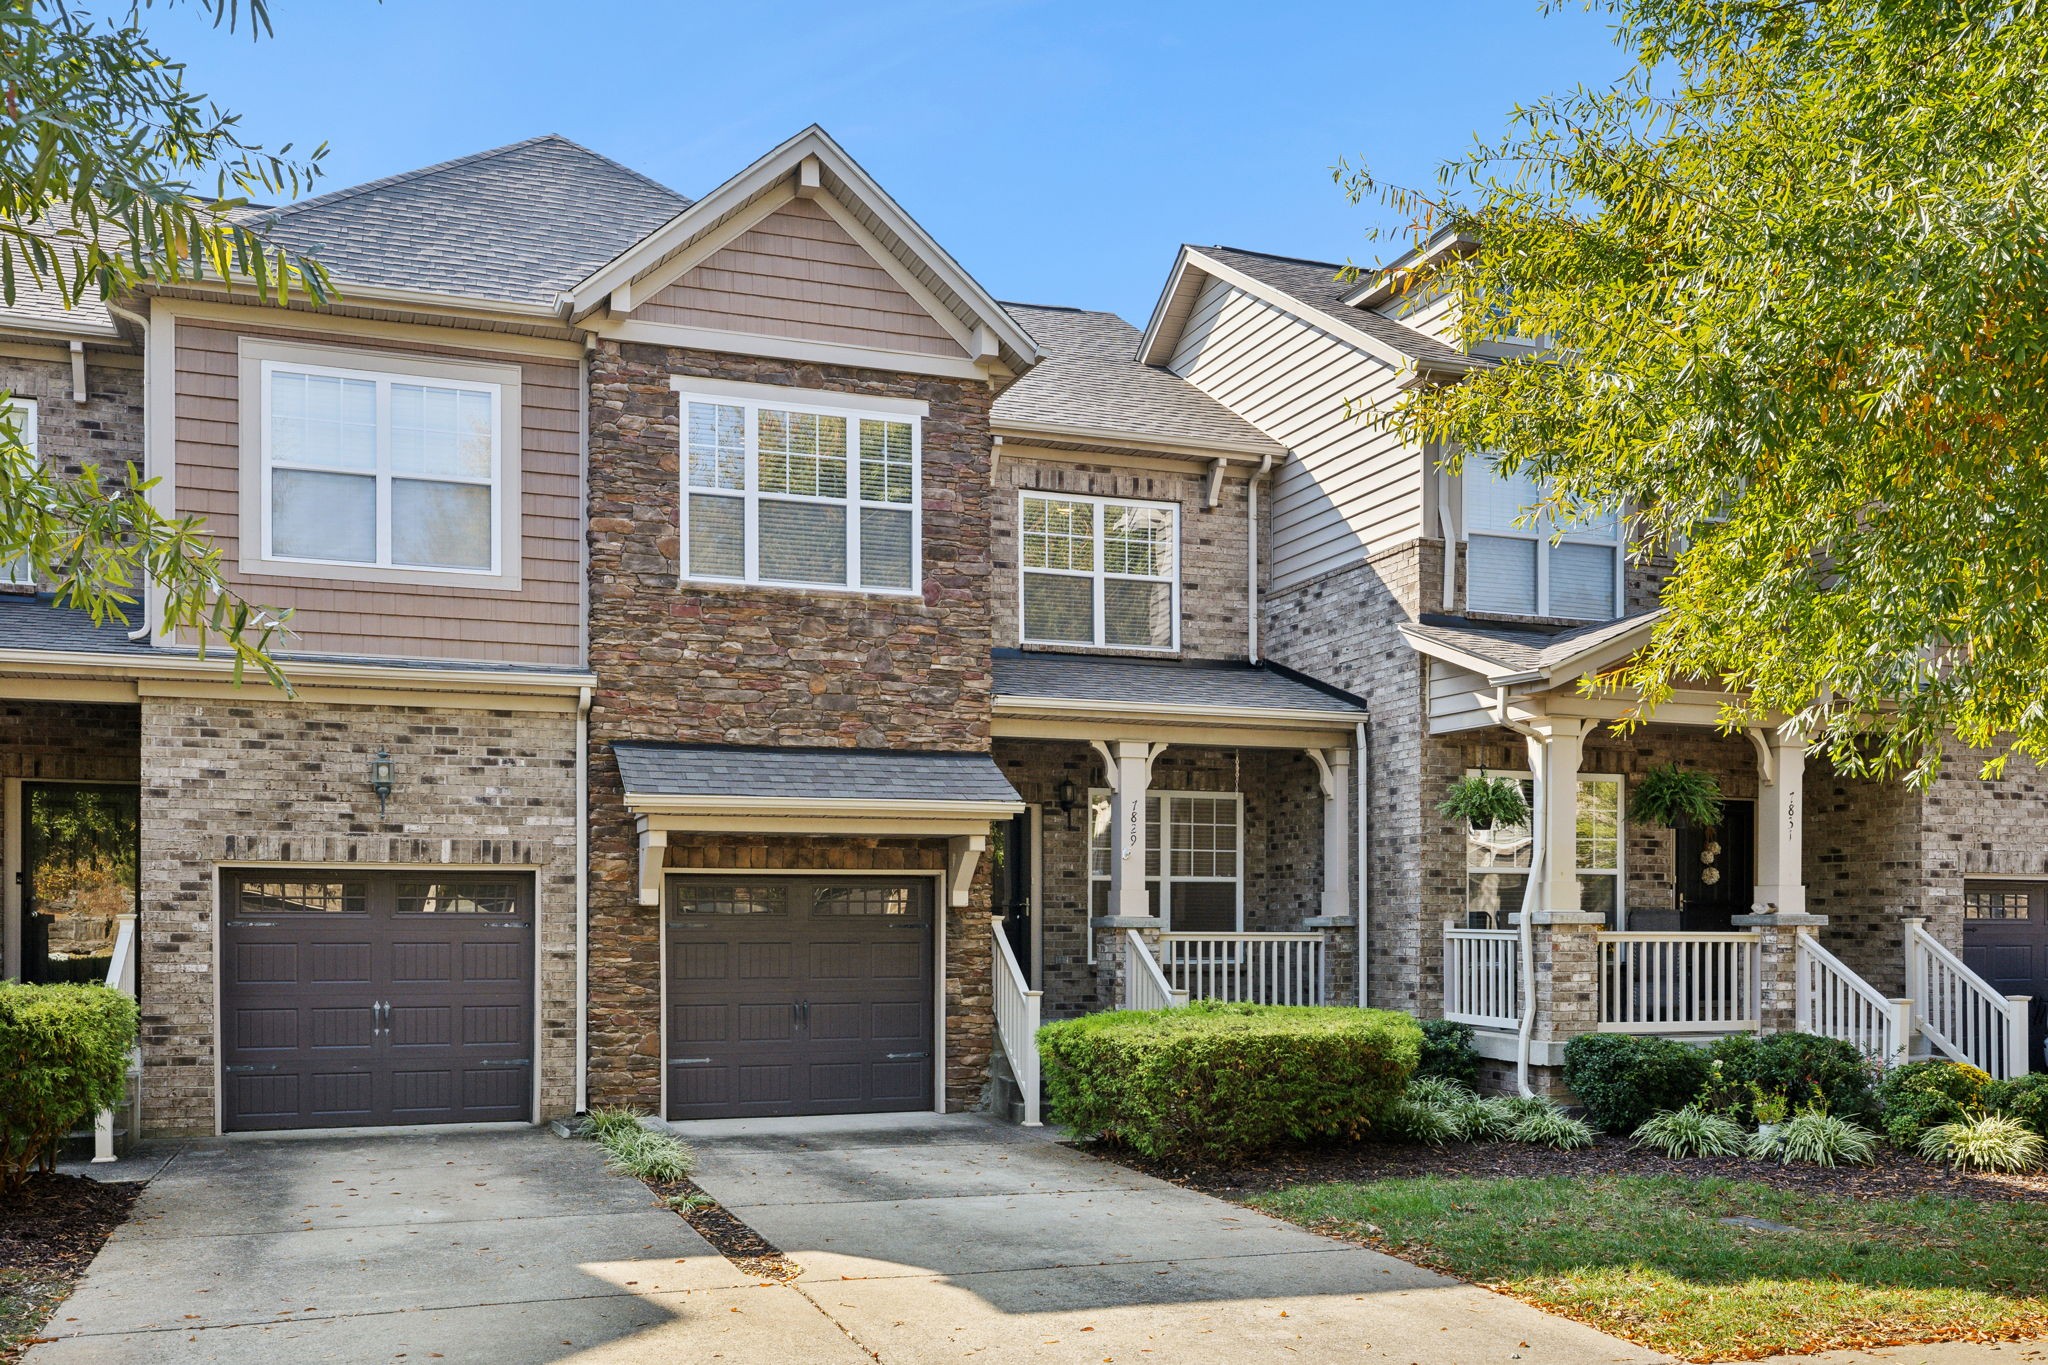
666;877;934;1121
221;872;534;1131
1964;881;2048;1073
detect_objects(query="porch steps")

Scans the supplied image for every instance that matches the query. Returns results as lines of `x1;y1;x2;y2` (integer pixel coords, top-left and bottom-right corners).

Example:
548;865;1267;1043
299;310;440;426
985;1038;1041;1125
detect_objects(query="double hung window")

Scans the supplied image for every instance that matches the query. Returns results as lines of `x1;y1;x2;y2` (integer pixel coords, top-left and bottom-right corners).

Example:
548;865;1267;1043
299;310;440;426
1464;452;1622;620
1020;492;1178;650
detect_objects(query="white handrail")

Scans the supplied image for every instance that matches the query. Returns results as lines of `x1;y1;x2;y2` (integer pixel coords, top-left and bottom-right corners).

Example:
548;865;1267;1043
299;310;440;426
1125;931;1188;1012
1157;931;1325;1005
1906;918;2030;1079
1443;928;1520;1029
1597;931;1760;1033
94;913;139;1164
1796;934;1909;1066
987;918;1042;1127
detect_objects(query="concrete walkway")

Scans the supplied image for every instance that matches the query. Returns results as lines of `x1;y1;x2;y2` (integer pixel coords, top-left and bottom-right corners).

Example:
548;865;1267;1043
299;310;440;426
25;1127;869;1364
679;1112;1665;1364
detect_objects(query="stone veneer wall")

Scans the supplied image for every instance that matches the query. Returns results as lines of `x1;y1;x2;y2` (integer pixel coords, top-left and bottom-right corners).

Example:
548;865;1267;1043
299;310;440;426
0;701;141;980
1259;539;1431;1012
993;739;1327;1018
991;455;1252;660
137;696;581;1136
584;340;998;1112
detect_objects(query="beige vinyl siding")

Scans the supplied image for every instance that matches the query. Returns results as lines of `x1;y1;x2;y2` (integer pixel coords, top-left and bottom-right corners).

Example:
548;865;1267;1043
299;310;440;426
1169;276;1427;592
1390;290;1458;347
1426;660;1498;733
172;314;583;666
631;198;967;359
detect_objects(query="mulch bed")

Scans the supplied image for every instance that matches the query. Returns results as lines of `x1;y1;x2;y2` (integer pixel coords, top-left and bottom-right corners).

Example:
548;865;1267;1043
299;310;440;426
1094;1135;2048;1203
641;1176;800;1283
0;1174;138;1362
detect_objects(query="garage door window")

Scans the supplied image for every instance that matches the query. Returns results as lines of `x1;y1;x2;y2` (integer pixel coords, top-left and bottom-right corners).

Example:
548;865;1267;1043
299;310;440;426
815;885;918;916
672;883;789;916
395;880;523;914
239;879;367;914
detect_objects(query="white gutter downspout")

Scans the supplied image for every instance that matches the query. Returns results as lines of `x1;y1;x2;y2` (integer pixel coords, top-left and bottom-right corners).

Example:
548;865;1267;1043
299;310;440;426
574;684;592;1114
1485;684;1547;1097
1355;718;1369;1008
1247;452;1275;662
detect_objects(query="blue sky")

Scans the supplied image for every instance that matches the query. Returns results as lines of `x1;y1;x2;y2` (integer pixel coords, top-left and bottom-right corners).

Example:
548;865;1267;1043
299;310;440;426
147;1;1631;325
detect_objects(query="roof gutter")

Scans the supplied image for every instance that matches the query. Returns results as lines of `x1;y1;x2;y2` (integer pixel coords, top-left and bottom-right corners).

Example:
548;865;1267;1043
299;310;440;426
991;418;1282;463
0;647;596;695
1248;451;1274;662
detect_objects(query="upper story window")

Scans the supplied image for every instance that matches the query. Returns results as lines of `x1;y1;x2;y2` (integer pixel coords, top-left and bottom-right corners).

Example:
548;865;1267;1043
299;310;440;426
1019;492;1178;651
238;338;524;590
3;398;38;586
672;377;922;595
1464;452;1621;620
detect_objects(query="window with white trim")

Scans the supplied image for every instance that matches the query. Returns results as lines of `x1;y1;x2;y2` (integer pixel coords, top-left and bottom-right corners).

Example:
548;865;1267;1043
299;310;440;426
679;387;920;594
253;352;512;581
1086;790;1240;932
3;398;38;586
1461;771;1624;927
1020;492;1178;650
1464;452;1622;620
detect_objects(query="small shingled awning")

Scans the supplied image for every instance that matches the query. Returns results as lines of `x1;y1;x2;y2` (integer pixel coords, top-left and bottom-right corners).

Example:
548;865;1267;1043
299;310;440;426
991;651;1365;746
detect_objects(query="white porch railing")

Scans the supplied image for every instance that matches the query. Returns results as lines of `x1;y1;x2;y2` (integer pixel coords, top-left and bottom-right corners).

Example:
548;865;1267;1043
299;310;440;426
1443;928;1520;1030
1157;932;1325;1006
1125;931;1188;1012
95;912;139;1164
1906;918;2031;1079
1796;934;1910;1065
988;918;1042;1127
1598;931;1760;1034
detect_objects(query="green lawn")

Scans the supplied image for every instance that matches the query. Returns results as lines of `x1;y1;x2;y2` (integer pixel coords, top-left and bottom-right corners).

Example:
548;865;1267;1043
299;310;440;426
1251;1174;2048;1362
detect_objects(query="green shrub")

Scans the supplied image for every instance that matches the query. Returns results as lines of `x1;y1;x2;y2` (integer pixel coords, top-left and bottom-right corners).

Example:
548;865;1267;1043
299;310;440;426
1562;1033;1712;1134
1917;1114;2046;1173
579;1105;646;1142
1038;1000;1421;1163
1752;1109;1878;1167
1416;1018;1480;1089
1404;1075;1474;1108
1633;1105;1747;1158
1876;1060;1992;1146
0;982;138;1190
1986;1073;2048;1138
1702;1033;1880;1123
1452;1095;1520;1142
601;1126;696;1183
1386;1097;1460;1146
1510;1102;1596;1150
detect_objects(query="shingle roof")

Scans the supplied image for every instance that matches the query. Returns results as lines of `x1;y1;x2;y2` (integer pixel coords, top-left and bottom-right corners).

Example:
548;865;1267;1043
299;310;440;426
613;742;1023;805
0;217;125;341
243;135;691;308
993;651;1366;715
0;594;154;655
993;305;1282;455
1401;611;1661;682
1198;246;1468;365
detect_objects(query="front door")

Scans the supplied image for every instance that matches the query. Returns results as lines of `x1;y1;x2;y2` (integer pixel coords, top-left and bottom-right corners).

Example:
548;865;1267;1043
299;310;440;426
1964;881;2048;1072
992;812;1033;981
1676;800;1755;931
21;782;139;985
665;876;934;1121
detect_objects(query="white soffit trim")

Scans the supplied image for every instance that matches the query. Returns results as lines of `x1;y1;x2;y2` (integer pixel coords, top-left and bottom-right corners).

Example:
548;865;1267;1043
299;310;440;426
992;693;1363;731
624;794;1023;820
596;319;988;381
670;374;929;417
989;417;1281;463
1136;247;1207;367
565;125;1040;374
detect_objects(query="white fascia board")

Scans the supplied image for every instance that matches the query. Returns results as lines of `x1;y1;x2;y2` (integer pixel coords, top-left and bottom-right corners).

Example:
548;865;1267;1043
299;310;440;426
1176;249;1418;372
992;693;1364;729
0;646;596;694
1340;230;1481;308
1534;614;1665;686
1135;248;1204;367
989;417;1281;463
1396;623;1539;686
623;794;1025;820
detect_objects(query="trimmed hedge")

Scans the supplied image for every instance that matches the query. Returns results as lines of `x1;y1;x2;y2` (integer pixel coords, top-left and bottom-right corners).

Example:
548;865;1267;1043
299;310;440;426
1702;1032;1880;1122
1987;1072;2048;1139
1038;1001;1421;1163
0;982;138;1189
1562;1032;1712;1134
1877;1060;1993;1146
1416;1018;1480;1090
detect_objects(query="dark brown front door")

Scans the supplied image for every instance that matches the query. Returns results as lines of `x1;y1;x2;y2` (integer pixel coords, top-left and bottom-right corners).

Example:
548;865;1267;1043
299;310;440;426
220;872;534;1132
1677;802;1756;931
666;877;934;1121
1964;881;2048;1073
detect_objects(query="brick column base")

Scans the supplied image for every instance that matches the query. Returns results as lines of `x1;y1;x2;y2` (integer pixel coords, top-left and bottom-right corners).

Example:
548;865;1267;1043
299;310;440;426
1091;916;1162;1010
1732;911;1829;1034
1305;915;1358;1006
1530;911;1607;1048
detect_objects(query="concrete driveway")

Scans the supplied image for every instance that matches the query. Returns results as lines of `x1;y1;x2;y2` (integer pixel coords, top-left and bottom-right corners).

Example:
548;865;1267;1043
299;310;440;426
681;1112;1665;1364
26;1127;867;1364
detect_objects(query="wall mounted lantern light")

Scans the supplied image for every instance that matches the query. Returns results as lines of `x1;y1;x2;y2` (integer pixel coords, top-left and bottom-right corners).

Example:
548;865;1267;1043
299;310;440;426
370;749;395;818
1055;776;1080;829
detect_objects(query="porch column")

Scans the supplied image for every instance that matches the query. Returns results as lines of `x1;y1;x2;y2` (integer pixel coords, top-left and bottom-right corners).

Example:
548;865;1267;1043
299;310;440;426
1750;730;1808;917
1529;721;1588;914
1316;747;1352;920
1107;740;1157;922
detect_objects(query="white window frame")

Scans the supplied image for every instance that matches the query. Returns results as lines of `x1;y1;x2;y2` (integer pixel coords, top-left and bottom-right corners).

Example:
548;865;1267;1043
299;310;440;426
1086;789;1242;935
236;337;524;591
3;398;38;587
1018;490;1181;652
1462;451;1623;621
1459;770;1625;927
671;376;925;598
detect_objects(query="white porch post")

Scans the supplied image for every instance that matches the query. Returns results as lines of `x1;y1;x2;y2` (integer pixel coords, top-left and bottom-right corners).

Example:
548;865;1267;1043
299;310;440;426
1108;741;1157;922
1750;731;1808;917
1532;722;1586;914
1317;748;1352;919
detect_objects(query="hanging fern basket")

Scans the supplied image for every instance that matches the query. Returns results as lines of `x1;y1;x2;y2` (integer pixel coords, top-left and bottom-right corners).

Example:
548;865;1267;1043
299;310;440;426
1629;763;1725;830
1437;774;1530;831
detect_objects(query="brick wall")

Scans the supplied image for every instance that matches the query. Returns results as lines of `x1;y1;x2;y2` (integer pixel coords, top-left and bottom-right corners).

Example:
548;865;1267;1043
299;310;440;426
992;454;1251;660
0;353;144;490
137;696;581;1136
584;340;999;1111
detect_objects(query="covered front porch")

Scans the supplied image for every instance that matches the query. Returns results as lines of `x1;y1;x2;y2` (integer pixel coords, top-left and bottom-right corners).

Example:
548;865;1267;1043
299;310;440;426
1405;613;2032;1085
